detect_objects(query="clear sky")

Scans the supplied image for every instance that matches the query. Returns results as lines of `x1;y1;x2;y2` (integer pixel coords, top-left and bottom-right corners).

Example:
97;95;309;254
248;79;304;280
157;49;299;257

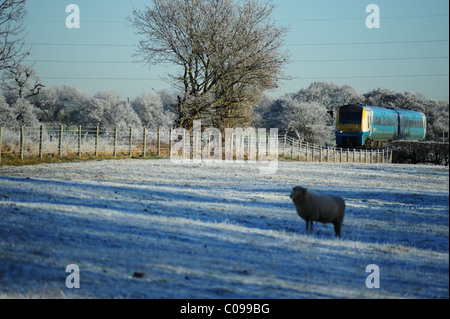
23;0;449;101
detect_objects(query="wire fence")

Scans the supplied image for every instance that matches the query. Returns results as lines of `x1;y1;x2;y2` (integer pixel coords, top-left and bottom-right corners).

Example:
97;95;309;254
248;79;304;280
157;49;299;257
0;125;392;164
278;135;392;163
0;125;171;160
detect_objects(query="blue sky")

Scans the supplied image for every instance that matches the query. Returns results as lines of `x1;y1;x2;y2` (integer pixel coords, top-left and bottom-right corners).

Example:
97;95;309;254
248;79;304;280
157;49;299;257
23;0;449;101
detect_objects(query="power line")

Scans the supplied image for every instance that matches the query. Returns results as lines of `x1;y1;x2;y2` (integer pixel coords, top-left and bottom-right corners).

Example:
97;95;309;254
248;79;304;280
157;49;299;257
286;39;449;47
278;14;449;22
25;14;448;24
26;42;134;47
41;77;161;81
290;56;449;63
25;59;135;64
39;74;448;82
291;74;449;80
25;39;448;48
24;56;448;65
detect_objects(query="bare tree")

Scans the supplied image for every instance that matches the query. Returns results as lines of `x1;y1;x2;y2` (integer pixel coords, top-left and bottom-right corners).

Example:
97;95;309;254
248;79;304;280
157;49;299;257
130;0;289;129
0;0;28;72
2;64;45;103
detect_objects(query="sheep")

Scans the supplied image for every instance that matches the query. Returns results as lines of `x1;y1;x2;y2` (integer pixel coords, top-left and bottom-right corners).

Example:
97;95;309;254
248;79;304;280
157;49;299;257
290;186;345;237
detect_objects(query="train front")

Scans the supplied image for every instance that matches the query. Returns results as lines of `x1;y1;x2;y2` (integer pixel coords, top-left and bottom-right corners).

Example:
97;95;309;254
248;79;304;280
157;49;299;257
335;104;370;148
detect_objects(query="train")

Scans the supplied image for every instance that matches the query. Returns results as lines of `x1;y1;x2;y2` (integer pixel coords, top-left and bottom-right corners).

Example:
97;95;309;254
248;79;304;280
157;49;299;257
335;104;426;148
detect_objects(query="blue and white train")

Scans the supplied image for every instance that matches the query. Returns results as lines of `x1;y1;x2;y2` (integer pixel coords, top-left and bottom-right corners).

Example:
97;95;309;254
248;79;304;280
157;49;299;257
335;104;426;148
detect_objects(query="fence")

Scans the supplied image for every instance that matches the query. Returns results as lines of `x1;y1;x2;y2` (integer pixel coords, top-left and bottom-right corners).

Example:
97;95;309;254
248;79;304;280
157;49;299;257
278;135;392;164
0;125;171;161
0;125;392;164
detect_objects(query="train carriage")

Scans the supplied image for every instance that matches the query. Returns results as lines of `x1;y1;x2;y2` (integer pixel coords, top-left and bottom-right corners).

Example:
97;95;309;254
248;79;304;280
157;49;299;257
335;104;426;148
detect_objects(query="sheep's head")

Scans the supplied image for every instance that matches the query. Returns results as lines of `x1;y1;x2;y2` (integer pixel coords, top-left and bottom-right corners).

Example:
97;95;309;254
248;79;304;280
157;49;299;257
290;186;307;202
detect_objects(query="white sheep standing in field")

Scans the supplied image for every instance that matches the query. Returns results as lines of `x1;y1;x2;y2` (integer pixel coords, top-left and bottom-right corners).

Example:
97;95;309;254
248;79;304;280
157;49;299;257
290;186;345;237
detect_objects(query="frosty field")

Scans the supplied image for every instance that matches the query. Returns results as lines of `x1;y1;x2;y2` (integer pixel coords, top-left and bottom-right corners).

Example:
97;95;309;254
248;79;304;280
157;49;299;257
0;159;448;299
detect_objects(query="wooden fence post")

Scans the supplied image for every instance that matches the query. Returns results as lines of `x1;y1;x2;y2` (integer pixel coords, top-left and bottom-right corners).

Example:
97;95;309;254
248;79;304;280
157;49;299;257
113;127;118;157
20;126;25;160
58;125;63;158
297;141;301;160
143;127;147;157
312;144;315;162
291;139;295;158
95;126;99;157
129;127;133;158
305;142;309;162
78;125;82;158
169;129;173;157
0;127;2;163
157;127;161;156
39;125;44;159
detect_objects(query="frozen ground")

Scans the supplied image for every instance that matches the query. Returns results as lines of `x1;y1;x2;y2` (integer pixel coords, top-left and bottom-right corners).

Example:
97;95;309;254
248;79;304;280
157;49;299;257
0;159;448;299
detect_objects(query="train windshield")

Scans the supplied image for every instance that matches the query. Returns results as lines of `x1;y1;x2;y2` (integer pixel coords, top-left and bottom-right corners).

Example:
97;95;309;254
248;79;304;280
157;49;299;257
338;106;362;124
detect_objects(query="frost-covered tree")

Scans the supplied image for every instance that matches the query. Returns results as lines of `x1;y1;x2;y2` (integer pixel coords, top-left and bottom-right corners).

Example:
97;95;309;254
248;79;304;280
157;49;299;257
0;0;29;72
30;86;58;123
110;101;142;130
93;90;121;109
81;98;112;128
293;82;363;113
253;94;287;129
54;85;90;125
424;100;449;141
78;90;123;128
0;94;16;126
132;92;175;128
252;94;276;128
130;0;289;129
2;64;44;104
282;98;334;145
363;88;405;109
12;97;40;127
157;88;176;111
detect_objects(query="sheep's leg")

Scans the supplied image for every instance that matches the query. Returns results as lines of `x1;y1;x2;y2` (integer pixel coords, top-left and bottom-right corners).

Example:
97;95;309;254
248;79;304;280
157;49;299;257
333;223;341;237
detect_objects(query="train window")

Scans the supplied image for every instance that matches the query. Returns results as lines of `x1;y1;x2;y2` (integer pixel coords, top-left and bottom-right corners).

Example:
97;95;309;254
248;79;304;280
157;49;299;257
339;110;362;124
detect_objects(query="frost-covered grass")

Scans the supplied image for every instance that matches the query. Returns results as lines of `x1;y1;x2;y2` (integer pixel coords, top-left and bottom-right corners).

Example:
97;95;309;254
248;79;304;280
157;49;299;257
0;159;448;298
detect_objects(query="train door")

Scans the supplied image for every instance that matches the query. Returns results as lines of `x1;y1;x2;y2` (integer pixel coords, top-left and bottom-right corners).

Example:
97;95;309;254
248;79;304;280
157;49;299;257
365;108;373;137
